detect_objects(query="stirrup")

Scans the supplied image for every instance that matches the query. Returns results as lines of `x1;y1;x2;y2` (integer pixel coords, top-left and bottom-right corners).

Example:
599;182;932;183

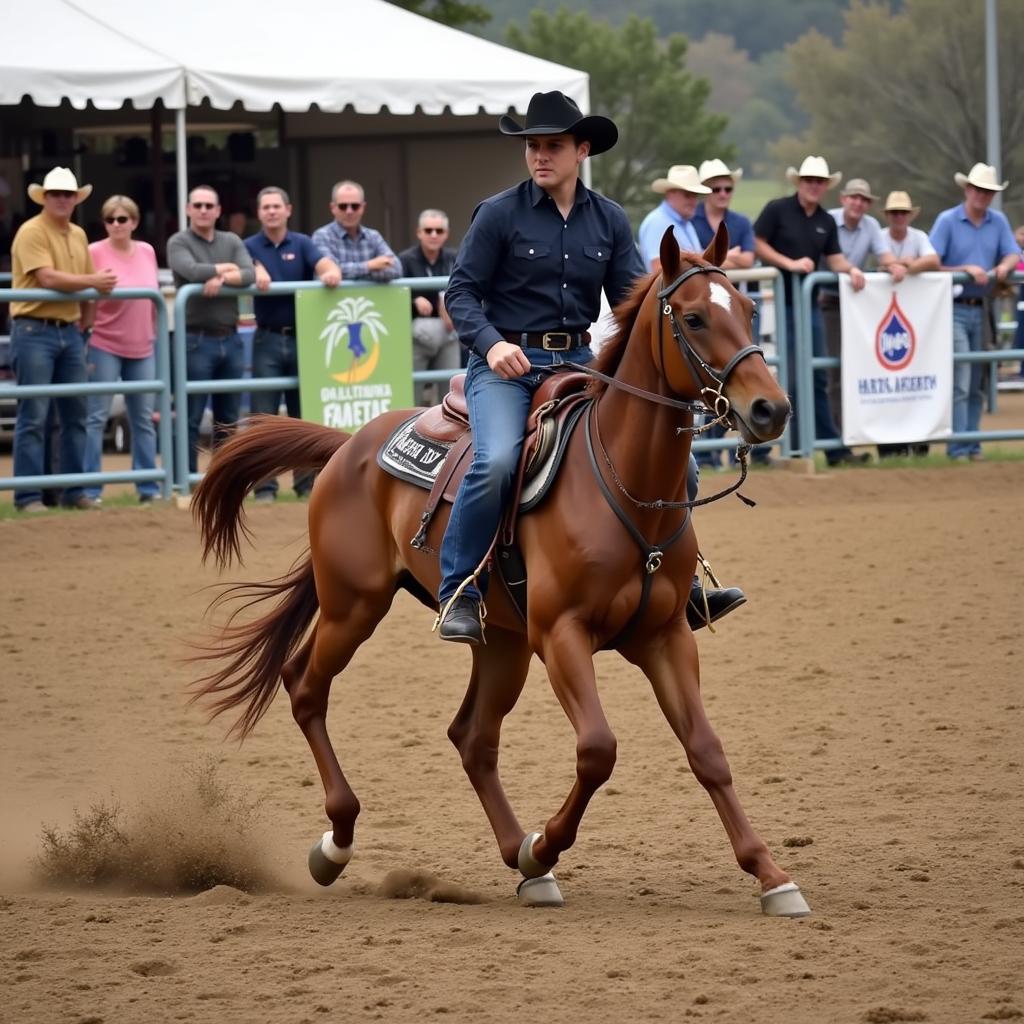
432;575;488;639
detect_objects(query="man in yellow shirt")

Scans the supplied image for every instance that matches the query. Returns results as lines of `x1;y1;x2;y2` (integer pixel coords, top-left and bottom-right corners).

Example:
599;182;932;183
10;167;116;511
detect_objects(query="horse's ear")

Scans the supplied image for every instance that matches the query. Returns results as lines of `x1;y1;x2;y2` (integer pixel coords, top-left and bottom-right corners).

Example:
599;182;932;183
659;226;680;279
702;220;730;267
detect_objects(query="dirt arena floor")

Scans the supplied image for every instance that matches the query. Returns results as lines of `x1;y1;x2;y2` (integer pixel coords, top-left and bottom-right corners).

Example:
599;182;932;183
1;451;1022;1023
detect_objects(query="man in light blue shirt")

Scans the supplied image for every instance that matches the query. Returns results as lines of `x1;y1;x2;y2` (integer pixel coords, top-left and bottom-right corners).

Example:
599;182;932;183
930;162;1019;459
637;165;709;271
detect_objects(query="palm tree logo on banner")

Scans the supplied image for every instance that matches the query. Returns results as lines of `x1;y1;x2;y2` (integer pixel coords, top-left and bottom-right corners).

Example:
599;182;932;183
321;295;389;385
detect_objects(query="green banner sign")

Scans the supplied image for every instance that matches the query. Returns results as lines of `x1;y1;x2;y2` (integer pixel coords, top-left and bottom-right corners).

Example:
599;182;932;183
295;285;414;430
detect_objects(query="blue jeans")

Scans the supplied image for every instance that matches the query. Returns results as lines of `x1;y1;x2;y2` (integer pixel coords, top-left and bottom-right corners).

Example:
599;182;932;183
186;331;244;474
250;327;311;497
785;303;845;458
84;346;158;499
11;319;88;507
438;346;702;603
949;304;985;457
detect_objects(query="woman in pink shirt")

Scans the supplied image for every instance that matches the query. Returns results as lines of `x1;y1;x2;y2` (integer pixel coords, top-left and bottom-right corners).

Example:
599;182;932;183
84;195;160;501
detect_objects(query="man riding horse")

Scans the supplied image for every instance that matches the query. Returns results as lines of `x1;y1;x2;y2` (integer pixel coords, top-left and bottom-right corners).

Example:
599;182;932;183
436;91;746;644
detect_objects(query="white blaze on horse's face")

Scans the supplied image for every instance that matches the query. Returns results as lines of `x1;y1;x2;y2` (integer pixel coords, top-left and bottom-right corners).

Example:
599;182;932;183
709;281;732;314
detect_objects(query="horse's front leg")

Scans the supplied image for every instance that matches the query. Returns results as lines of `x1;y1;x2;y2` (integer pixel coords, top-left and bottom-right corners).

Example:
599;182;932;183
624;624;811;918
522;619;617;905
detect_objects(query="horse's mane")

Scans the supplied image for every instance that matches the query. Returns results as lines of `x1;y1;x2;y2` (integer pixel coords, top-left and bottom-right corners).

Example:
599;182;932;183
590;250;710;391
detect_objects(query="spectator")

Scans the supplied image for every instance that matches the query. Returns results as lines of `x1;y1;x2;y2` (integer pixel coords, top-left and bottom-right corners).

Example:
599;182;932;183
398;209;460;405
637;165;710;272
691;159;762;468
880;190;941;457
10;167;116;511
311;180;400;283
84;195;160;503
692;159;755;270
167;185;255;474
244;185;341;502
753;156;870;466
930;163;1019;461
819;178;906;437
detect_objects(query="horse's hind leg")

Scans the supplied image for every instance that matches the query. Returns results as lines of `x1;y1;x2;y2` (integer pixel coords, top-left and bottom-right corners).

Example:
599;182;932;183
447;625;533;870
283;595;389;886
626;626;811;917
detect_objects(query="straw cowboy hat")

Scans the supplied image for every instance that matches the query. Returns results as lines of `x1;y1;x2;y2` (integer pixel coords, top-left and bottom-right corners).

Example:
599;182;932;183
651;165;711;195
698;158;743;183
883;190;921;221
499;91;618;156
785;156;842;189
840;178;879;201
954;162;1008;192
27;166;92;205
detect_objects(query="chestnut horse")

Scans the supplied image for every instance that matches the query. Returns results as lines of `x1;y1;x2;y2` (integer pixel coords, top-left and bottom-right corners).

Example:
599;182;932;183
190;224;810;916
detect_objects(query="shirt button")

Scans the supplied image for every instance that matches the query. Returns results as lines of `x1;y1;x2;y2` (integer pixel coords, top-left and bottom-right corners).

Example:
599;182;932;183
528;248;535;255
564;254;568;259
598;251;602;256
562;316;567;322
562;283;567;289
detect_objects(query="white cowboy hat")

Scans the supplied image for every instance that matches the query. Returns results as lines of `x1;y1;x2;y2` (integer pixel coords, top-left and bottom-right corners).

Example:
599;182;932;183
954;162;1008;192
651;165;711;195
883;190;921;221
698;158;743;183
27;166;92;205
785;156;842;189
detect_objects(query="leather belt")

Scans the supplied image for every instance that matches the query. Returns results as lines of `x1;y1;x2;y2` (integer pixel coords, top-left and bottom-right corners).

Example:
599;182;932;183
13;316;78;327
257;324;296;335
187;326;236;337
953;297;985;307
501;330;590;351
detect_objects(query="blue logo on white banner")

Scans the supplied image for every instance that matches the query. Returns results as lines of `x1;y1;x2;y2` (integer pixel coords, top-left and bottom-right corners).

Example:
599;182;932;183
839;274;952;445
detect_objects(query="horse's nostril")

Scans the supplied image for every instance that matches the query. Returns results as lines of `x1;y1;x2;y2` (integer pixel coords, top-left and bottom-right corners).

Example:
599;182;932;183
749;398;774;427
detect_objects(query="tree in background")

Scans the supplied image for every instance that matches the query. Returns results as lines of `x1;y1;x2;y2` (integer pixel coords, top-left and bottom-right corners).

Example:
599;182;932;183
506;9;731;224
776;0;1023;225
390;0;491;28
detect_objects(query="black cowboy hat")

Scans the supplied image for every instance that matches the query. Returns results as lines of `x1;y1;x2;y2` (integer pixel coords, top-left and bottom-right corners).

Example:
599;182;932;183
498;91;618;156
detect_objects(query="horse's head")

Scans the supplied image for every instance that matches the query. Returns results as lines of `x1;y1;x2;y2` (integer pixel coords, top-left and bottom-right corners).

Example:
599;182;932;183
652;224;791;444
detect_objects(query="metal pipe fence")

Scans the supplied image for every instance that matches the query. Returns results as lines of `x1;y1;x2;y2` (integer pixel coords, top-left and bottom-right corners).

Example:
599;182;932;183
0;287;174;498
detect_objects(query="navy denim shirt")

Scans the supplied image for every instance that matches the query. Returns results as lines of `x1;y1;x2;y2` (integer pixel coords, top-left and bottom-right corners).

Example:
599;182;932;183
445;179;645;357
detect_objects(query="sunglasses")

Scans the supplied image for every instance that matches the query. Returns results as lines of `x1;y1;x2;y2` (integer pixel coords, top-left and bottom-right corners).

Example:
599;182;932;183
334;202;363;211
104;215;131;225
710;185;733;194
46;190;77;199
421;227;446;235
191;202;217;211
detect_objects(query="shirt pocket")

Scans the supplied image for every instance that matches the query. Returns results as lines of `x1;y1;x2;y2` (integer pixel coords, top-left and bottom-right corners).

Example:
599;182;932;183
513;242;551;261
583;245;612;263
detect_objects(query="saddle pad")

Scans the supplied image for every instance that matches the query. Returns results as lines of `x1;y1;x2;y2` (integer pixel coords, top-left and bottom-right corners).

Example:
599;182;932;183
376;414;454;489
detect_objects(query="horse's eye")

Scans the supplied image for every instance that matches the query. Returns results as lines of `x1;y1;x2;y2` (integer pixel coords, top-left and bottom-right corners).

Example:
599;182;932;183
683;314;704;330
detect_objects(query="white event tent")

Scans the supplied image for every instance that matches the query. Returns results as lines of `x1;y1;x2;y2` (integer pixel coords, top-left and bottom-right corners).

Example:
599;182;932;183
1;0;590;229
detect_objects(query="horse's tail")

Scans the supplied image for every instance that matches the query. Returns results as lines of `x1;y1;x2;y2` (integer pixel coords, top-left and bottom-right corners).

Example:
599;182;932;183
191;414;349;569
188;554;320;739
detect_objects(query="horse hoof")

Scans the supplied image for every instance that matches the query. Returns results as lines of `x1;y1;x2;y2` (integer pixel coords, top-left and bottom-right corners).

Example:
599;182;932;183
307;830;353;887
517;872;564;908
517;831;550;879
760;881;811;918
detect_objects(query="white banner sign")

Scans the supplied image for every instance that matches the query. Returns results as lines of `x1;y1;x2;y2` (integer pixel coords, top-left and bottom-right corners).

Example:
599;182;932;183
840;272;953;445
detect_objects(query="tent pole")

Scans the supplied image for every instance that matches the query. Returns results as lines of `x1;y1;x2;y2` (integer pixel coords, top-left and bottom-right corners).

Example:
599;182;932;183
175;107;188;230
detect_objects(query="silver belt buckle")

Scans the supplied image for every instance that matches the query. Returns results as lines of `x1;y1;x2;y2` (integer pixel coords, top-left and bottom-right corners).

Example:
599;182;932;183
541;331;572;351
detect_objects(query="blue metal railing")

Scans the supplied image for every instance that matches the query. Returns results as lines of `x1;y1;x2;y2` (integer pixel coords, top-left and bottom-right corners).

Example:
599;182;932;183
795;271;1024;458
0;288;174;498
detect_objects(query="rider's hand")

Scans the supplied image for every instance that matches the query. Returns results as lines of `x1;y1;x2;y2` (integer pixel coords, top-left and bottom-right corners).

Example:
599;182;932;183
486;340;531;379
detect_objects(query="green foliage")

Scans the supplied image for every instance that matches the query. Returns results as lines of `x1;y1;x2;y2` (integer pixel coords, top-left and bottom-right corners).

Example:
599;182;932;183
779;0;1024;226
485;0;851;59
389;0;491;28
505;9;732;224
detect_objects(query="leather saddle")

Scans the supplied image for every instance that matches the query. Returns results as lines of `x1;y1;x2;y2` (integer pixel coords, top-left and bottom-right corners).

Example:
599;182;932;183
407;369;593;551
